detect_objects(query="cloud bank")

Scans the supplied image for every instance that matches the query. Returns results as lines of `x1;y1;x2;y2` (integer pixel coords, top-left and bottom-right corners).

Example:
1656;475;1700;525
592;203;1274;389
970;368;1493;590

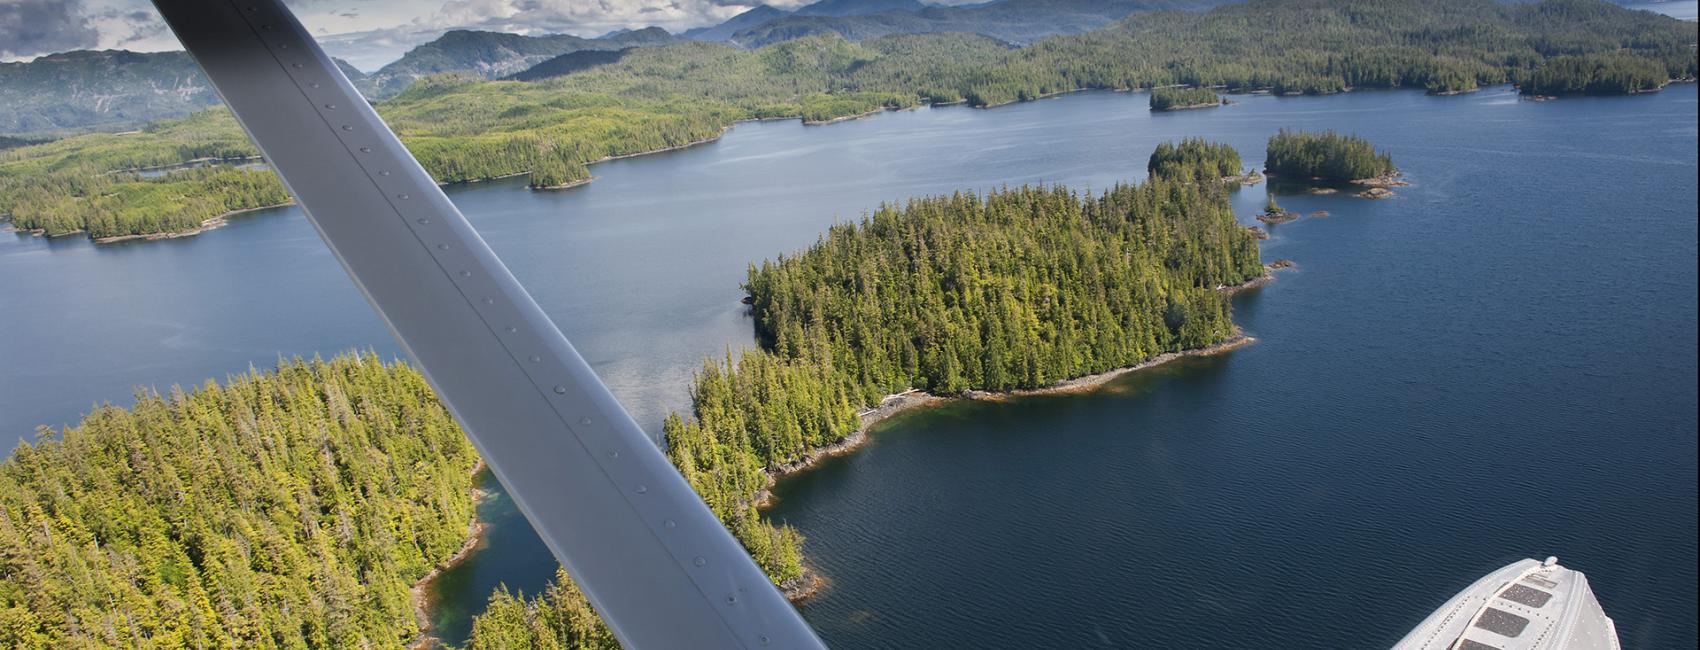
1;0;968;69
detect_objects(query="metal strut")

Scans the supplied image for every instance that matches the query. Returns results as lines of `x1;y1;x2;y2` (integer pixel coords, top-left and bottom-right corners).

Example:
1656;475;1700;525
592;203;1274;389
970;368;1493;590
149;1;825;647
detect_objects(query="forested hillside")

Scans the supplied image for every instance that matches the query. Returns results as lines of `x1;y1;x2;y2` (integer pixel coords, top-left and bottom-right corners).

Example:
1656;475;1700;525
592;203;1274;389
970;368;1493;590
0;354;480;648
2;0;1692;241
360;28;677;98
726;0;1218;48
0;27;678;136
0;50;368;136
466;171;1264;644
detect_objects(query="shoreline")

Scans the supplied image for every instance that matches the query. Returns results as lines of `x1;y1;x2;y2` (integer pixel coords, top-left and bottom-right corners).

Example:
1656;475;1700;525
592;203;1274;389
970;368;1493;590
753;263;1287;601
759;335;1256;600
754;260;1291;501
531;128;737;189
1350;172;1409;189
102;155;266;177
1223;171;1264;185
32;84;1478;244
803;108;898;126
92;204;291;244
409;459;490;650
1153;101;1227;112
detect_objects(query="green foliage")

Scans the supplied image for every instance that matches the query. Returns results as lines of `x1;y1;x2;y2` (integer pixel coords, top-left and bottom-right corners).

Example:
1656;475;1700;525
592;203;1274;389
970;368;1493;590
1148;138;1244;181
699;180;1258;570
1518;52;1674;95
465;570;618;650
930;0;1690;105
744;182;1262;396
1150;86;1223;110
1265;129;1396;181
0;354;480;649
726;0;1212;48
472;178;1262;645
0;109;280;238
3;0;1691;241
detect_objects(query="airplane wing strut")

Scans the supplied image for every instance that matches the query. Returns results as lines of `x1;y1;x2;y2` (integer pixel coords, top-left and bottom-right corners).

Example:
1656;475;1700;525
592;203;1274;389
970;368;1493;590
150;2;825;647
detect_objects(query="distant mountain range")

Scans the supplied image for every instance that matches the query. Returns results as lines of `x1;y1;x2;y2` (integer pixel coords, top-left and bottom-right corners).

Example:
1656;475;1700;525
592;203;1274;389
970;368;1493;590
0;27;676;135
0;49;373;136
687;0;1228;47
504;49;637;82
681;5;793;41
0;0;1233;136
0;50;213;135
795;0;929;17
358;27;677;97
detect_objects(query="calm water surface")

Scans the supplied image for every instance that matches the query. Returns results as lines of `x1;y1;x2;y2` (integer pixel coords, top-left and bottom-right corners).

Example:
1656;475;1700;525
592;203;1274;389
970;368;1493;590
1627;0;1698;20
1;86;1694;648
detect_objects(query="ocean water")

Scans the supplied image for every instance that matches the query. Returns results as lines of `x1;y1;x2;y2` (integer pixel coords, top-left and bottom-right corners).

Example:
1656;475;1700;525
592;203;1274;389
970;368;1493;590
2;85;1694;647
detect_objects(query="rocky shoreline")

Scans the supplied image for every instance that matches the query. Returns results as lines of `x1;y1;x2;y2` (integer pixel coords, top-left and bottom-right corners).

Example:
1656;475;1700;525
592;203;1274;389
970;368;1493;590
753;263;1286;601
91;204;289;244
1224;170;1264;185
964;333;1256;401
1153;101;1226;112
409;459;490;650
1219;259;1293;295
1351;172;1408;199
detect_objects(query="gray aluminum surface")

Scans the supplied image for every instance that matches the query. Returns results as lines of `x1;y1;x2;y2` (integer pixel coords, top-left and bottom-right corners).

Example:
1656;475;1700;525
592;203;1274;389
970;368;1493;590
1391;558;1620;650
149;1;825;647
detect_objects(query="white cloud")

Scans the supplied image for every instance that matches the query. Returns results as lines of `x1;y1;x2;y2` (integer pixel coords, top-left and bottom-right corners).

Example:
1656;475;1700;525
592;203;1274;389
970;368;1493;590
0;0;977;67
1;0;103;59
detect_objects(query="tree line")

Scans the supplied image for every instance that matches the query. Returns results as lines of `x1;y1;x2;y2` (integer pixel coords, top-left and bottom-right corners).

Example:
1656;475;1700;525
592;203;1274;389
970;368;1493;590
3;0;1692;241
465;160;1263;645
1264;129;1396;181
1517;52;1676;95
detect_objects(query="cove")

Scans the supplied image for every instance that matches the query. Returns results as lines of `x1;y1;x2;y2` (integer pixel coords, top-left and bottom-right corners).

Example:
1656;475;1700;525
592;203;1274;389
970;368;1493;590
1;86;1694;647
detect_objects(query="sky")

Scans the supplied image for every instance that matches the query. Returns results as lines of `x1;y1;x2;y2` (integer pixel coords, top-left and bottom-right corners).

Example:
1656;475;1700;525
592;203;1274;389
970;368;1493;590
0;0;970;70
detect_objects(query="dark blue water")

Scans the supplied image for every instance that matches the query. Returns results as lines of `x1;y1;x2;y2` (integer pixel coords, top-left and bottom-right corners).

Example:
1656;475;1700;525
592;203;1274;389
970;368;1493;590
2;86;1694;648
769;89;1700;648
1627;0;1698;21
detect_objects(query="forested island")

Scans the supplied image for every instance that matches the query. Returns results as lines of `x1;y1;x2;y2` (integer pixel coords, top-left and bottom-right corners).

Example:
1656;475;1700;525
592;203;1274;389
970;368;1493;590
1149;137;1246;182
460;154;1264;643
1150;86;1225;111
0;161;1264;647
1;0;1692;240
1265;129;1397;183
0;355;481;648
